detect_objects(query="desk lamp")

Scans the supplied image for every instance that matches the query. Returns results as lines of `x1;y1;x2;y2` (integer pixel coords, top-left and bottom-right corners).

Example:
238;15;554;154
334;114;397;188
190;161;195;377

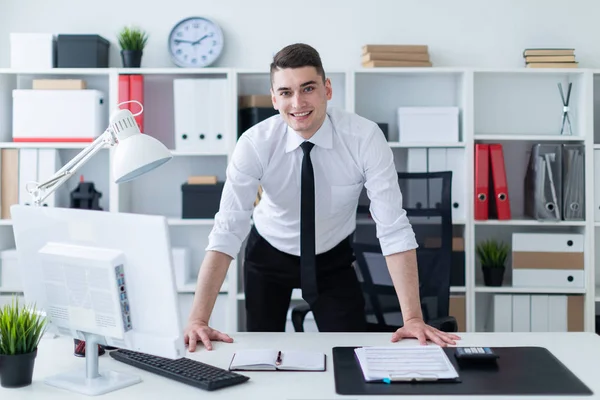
25;100;172;206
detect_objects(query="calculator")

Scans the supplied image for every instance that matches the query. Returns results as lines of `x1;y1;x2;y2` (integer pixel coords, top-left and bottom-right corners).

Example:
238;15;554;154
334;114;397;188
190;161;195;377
454;347;499;364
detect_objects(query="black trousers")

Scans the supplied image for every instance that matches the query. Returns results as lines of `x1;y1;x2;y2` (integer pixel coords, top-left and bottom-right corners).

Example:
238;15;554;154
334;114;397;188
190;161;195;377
243;225;366;332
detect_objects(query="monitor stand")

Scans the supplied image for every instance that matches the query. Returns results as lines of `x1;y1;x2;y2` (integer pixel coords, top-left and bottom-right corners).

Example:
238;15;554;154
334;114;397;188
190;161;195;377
44;332;142;396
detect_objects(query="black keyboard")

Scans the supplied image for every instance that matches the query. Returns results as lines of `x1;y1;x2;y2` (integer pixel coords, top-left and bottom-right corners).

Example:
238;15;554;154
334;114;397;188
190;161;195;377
109;349;249;391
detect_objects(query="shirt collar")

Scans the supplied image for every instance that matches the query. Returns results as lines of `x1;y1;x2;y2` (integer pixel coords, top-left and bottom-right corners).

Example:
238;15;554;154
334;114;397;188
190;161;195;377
285;114;333;153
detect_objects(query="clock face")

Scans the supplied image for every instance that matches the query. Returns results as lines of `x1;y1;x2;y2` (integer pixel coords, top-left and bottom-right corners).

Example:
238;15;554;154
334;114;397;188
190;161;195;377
168;17;224;68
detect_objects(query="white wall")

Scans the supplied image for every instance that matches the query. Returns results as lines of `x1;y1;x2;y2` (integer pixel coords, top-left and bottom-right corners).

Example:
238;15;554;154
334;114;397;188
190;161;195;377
0;0;598;69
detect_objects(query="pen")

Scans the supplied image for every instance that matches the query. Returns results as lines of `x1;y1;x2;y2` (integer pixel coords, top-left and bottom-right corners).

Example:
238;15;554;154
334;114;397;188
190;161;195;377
276;351;282;366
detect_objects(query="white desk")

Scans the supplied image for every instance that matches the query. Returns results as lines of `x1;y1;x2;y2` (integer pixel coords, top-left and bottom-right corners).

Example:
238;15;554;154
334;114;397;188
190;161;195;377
1;332;599;399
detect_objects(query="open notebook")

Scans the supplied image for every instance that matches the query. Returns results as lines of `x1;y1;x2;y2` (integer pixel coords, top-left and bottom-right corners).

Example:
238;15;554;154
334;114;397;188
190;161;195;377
354;346;459;382
229;349;326;371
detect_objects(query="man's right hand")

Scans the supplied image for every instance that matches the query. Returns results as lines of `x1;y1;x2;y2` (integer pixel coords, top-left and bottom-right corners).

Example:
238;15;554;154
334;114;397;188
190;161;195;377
184;320;234;352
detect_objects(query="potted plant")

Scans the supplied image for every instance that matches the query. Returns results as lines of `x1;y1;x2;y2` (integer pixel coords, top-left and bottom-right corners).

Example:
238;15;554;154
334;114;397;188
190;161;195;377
0;297;47;388
476;239;509;287
117;26;149;68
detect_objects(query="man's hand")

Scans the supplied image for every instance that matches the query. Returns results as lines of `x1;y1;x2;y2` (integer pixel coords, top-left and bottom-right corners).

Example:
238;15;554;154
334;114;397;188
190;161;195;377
184;320;233;352
391;318;460;347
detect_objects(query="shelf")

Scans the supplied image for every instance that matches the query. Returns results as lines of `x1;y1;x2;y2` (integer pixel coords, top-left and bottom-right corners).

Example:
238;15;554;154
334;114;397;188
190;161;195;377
0;68;112;75
0;142;92;149
388;142;466;148
475;218;586;226
167;218;215;226
0;287;23;293
474;134;584;141
118;67;231;75
475;286;585;294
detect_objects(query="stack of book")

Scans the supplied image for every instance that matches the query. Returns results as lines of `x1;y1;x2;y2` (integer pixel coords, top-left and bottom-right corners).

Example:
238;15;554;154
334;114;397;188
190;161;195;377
361;44;432;68
523;48;577;68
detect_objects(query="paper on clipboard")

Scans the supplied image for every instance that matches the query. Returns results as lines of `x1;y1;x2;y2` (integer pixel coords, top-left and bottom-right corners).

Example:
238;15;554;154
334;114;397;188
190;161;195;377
354;346;459;382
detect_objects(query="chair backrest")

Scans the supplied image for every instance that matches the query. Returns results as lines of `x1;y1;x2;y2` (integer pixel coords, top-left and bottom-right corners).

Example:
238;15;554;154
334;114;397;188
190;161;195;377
352;171;453;329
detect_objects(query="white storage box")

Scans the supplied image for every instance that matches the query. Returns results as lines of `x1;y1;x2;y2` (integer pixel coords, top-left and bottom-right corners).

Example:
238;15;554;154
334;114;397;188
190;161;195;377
12;89;106;142
0;249;21;290
10;33;56;69
511;233;584;288
172;247;191;288
397;107;459;143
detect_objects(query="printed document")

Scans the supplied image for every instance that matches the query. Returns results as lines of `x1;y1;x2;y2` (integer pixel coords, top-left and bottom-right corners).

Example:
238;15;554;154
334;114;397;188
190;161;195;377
354;346;459;381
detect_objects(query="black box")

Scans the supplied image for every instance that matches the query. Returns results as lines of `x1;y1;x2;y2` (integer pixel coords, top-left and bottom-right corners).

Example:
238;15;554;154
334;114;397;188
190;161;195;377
238;107;279;138
57;34;110;68
181;182;224;219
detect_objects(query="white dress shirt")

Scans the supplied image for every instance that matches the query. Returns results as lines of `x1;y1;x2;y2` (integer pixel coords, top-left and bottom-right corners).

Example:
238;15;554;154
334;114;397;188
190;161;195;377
206;107;418;259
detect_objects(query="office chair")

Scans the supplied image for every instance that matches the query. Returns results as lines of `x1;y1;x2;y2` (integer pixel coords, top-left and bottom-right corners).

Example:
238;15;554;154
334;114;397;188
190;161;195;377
291;171;458;333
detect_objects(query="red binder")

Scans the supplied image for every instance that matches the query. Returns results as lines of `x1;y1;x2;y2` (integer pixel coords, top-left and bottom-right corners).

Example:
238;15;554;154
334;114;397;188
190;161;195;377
489;144;511;220
129;75;144;132
118;74;144;132
474;144;489;220
118;75;130;111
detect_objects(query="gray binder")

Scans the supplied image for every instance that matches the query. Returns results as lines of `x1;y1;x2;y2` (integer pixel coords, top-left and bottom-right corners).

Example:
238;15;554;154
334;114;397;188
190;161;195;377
524;144;562;221
562;144;585;220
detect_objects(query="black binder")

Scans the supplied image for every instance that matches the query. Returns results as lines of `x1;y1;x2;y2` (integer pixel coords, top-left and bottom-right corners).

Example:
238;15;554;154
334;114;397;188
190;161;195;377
332;346;593;396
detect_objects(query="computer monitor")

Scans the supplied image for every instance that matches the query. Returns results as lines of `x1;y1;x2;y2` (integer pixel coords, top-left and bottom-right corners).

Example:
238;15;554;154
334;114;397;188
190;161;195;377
10;204;186;396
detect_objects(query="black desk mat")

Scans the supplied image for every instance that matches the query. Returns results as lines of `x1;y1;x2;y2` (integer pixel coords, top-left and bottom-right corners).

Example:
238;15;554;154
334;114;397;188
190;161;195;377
332;346;593;396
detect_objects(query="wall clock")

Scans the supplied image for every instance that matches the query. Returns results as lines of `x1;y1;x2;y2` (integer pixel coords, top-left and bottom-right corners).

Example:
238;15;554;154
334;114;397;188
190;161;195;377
168;17;224;67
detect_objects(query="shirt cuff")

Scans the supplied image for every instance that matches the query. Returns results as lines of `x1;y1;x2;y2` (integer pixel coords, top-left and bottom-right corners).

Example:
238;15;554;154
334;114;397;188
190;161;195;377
378;225;419;256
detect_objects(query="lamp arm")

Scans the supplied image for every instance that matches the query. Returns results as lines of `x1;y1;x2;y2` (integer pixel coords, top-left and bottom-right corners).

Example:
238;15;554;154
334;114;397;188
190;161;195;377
28;129;117;206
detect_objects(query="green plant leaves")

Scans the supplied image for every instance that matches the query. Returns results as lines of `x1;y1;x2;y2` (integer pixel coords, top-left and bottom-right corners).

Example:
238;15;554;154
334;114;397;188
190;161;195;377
0;297;47;355
476;239;509;268
117;26;149;51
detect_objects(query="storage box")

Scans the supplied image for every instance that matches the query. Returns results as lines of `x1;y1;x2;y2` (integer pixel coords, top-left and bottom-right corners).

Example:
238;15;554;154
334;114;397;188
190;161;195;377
238;107;279;138
0;249;20;289
397;107;459;143
12;89;106;142
511;233;584;288
10;33;56;69
172;247;191;288
181;182;224;218
57;34;110;68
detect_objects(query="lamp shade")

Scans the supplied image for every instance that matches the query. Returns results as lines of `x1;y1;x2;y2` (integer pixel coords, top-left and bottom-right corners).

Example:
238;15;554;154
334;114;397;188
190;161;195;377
108;109;172;184
113;134;173;183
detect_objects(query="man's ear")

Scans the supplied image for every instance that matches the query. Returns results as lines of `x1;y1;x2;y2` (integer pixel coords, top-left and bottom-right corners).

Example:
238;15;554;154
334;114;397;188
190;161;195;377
325;78;332;101
270;88;279;110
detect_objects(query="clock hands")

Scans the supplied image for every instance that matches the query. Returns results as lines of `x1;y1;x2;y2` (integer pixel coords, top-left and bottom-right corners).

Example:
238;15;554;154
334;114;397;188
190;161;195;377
174;32;214;46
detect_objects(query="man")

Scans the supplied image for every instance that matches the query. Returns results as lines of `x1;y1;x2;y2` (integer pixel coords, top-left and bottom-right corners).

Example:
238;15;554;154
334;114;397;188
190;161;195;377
184;43;460;351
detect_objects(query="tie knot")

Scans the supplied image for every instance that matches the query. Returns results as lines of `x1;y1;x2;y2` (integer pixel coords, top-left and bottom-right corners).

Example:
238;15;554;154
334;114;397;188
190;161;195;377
300;141;314;154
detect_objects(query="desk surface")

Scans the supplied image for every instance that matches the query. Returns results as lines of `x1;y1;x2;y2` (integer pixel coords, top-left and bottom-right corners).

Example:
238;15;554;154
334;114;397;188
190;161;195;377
1;332;600;399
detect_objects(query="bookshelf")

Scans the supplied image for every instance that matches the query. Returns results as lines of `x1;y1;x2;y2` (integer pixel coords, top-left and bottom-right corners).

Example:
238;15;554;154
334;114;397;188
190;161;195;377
0;66;598;334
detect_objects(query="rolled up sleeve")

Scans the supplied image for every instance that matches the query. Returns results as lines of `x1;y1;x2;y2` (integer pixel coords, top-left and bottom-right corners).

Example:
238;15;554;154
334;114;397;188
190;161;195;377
361;126;418;256
206;135;262;259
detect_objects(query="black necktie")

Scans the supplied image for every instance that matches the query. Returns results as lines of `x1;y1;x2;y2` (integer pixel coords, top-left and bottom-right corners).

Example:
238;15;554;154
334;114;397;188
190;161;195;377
300;141;318;305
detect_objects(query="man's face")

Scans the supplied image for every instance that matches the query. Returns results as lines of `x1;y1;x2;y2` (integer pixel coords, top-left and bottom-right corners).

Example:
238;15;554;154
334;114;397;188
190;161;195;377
271;66;332;138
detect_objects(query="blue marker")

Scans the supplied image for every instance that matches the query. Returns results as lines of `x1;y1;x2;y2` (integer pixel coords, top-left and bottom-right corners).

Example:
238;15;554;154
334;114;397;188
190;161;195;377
383;378;391;384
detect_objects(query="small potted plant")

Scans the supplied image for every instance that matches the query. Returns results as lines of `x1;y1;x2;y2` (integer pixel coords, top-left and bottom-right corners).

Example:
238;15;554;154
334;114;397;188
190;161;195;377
476;239;509;287
0;297;47;388
117;26;149;68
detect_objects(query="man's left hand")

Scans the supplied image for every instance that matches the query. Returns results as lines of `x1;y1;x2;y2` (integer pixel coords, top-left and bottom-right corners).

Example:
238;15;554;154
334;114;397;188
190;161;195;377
391;318;461;347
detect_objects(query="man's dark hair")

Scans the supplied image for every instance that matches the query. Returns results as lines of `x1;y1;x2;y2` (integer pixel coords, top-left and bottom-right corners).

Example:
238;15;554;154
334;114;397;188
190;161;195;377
270;43;326;86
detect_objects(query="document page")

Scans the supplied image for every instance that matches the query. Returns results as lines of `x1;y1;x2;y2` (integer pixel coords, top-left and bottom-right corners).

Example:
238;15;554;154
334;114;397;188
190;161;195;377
354;346;459;381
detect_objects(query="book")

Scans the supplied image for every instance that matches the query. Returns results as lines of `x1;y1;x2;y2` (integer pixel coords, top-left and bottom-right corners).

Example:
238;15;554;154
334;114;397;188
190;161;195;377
354;346;459;382
228;349;326;371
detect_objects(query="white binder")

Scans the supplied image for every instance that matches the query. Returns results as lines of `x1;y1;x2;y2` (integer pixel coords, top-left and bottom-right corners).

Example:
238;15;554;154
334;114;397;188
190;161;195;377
18;149;38;206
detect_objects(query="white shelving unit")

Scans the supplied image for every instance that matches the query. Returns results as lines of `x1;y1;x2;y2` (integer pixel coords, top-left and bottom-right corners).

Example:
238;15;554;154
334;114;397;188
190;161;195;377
0;66;599;334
